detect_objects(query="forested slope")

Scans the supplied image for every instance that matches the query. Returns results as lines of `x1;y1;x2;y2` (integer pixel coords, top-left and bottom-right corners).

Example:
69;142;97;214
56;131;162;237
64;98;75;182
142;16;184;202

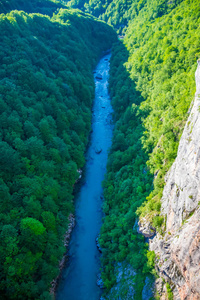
0;0;67;15
66;0;133;33
0;7;116;299
66;0;185;33
99;42;155;299
1;0;200;298
126;0;200;229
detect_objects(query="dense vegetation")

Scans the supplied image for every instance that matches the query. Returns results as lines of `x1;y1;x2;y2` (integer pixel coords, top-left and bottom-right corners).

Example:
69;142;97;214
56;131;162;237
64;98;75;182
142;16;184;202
1;0;200;298
81;0;199;298
66;0;186;34
126;0;199;225
99;42;155;299
66;0;133;33
0;0;67;15
0;7;116;299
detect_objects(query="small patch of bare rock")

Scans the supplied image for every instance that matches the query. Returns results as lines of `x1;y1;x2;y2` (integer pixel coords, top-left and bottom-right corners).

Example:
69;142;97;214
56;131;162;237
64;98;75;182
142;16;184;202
64;214;75;247
95;145;102;154
138;217;156;238
50;213;75;295
142;276;155;300
105;262;135;299
96;235;102;253
95;73;103;80
75;169;82;183
97;274;104;289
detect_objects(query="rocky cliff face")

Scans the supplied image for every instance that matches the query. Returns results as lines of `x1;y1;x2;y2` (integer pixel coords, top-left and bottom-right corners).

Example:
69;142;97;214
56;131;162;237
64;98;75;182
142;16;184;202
141;61;200;299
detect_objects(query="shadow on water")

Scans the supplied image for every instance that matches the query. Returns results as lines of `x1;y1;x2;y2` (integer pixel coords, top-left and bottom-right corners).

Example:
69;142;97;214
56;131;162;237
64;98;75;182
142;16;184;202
97;41;155;299
56;53;113;300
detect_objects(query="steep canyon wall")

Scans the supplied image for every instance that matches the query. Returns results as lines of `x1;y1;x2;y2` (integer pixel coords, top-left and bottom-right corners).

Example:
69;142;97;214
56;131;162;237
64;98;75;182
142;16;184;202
147;61;200;299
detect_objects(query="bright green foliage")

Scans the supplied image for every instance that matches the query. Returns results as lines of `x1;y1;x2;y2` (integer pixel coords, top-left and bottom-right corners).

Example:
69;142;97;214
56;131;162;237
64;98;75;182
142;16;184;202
0;6;116;299
66;0;185;34
67;0;133;32
21;217;46;235
92;0;200;297
166;282;173;300
126;0;199;223
99;42;154;298
1;0;199;298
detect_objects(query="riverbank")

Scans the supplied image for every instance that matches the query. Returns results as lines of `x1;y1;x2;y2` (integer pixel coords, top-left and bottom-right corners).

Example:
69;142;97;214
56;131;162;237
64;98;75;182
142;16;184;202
50;214;75;296
56;53;113;300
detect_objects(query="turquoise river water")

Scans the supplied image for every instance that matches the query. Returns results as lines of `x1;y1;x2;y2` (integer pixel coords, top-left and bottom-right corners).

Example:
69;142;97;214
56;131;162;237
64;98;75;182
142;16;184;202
56;53;113;300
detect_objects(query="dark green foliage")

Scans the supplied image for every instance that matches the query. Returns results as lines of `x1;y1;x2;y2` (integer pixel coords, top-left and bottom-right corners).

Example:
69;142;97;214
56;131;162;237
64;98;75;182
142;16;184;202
1;0;199;298
0;0;67;15
0;8;116;299
67;0;133;33
67;0;185;34
127;0;199;222
91;0;200;297
99;42;154;298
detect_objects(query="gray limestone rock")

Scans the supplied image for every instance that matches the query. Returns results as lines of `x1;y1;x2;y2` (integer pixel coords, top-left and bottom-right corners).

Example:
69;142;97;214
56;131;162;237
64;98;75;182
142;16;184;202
148;60;200;299
138;218;156;238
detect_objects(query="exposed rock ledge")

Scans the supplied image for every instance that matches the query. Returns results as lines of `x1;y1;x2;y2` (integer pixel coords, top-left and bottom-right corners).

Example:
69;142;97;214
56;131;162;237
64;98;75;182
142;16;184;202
139;60;200;299
137;218;156;238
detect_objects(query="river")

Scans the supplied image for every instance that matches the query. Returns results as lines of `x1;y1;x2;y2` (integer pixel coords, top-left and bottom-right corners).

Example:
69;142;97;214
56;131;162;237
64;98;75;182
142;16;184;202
56;53;113;300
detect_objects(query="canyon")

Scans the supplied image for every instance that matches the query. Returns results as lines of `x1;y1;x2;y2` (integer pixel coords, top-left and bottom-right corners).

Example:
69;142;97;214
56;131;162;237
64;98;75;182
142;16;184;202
140;60;200;299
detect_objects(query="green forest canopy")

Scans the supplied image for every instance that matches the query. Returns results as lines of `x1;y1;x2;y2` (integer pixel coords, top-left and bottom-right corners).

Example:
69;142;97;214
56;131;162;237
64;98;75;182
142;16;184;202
1;0;200;298
70;0;200;298
0;0;67;15
0;6;116;299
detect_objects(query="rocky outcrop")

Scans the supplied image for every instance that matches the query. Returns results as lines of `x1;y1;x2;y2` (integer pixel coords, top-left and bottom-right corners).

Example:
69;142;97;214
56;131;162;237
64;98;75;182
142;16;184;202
149;209;200;300
96;235;102;253
95;73;103;80
50;214;75;295
97;273;104;289
140;60;200;299
142;276;155;300
105;262;135;299
75;169;82;183
95;145;102;154
137;218;156;238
